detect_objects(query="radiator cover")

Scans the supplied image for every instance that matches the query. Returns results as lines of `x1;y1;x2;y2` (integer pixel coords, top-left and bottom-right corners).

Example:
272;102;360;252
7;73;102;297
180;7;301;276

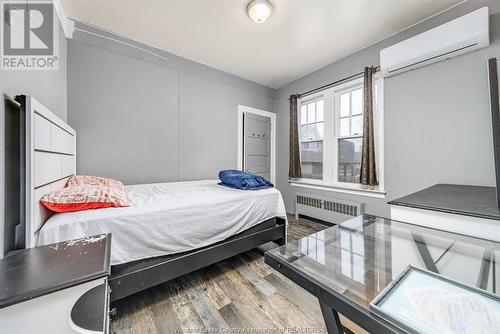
295;192;364;225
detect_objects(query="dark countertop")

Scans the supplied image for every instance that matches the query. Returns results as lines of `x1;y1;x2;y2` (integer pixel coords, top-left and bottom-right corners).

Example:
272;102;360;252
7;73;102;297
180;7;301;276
0;234;111;309
389;184;500;221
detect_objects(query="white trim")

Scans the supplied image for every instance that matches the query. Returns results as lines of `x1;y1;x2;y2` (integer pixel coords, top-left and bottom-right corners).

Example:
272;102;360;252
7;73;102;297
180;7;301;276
323;92;335;184
290;180;386;199
53;0;75;39
57;8;169;61
237;105;276;184
73;27;170;62
25;96;77;248
376;76;385;190
390;206;500;242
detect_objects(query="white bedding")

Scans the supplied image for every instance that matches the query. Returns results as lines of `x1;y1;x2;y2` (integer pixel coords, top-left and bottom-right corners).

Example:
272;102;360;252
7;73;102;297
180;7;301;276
37;180;287;265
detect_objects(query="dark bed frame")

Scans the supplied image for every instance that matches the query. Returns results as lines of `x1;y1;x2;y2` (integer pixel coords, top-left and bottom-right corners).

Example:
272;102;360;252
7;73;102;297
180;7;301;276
109;217;286;301
5;94;287;302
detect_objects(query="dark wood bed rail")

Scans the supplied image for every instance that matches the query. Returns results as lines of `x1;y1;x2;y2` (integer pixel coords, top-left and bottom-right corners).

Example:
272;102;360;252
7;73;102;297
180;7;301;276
109;217;286;301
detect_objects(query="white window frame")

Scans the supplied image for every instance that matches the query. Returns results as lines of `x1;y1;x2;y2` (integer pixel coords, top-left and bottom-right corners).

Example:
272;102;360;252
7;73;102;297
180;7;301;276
298;97;325;180
291;74;385;198
237;105;276;184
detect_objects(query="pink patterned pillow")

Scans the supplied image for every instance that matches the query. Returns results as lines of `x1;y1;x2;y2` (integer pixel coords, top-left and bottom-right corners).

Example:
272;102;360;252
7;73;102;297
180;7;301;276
40;185;130;213
67;175;125;190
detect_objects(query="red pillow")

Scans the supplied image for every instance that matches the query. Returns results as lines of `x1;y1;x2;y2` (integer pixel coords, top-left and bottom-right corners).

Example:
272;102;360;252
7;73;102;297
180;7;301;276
40;185;130;213
67;175;125;190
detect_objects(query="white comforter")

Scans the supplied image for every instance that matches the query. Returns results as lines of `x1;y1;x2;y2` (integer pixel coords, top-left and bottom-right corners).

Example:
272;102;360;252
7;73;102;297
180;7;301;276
37;180;287;265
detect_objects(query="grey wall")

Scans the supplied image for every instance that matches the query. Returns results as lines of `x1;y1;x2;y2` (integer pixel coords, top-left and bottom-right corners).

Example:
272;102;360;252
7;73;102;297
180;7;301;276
3;0;499;258
67;22;275;185
275;0;500;217
0;23;67;120
0;21;67;256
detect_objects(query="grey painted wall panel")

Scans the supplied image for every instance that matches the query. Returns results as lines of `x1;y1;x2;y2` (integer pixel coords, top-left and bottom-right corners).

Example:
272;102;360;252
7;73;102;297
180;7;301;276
178;73;274;181
67;26;275;185
72;21;274;100
67;40;179;185
275;1;500;217
0;25;68;121
384;50;497;200
0;21;67;257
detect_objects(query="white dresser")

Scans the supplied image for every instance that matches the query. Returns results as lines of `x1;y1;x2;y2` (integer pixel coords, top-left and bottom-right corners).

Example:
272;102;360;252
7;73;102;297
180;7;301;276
390;184;500;242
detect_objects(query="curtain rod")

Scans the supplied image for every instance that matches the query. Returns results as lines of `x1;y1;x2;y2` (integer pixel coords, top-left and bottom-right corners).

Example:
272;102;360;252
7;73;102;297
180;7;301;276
295;66;381;99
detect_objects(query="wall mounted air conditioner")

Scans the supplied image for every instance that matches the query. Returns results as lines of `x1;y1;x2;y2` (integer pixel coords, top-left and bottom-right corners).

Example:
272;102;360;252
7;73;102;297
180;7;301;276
380;7;490;77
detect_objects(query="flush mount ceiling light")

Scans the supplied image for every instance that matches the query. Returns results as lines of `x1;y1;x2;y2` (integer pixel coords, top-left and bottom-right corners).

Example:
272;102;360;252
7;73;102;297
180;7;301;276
246;0;273;24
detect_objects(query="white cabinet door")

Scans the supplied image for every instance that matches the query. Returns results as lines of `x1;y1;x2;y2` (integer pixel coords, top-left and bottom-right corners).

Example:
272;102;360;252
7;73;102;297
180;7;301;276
0;278;105;334
244;112;271;180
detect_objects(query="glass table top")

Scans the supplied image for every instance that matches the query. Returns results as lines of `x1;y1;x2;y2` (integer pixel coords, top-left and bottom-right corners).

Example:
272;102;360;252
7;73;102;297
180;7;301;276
268;214;500;310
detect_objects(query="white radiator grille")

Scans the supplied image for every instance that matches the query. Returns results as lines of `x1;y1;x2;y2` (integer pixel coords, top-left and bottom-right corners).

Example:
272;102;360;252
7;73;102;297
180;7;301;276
296;195;322;208
296;193;364;224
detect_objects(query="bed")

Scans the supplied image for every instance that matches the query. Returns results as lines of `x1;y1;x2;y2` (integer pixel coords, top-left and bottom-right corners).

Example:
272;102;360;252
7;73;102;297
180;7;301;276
7;95;287;301
38;180;287;265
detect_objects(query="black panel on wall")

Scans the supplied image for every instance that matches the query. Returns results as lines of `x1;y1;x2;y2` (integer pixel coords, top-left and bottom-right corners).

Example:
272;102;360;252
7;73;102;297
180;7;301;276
488;58;500;208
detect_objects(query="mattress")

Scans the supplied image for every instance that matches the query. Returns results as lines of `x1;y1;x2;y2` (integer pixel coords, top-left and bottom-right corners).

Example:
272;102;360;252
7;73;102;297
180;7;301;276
37;180;287;265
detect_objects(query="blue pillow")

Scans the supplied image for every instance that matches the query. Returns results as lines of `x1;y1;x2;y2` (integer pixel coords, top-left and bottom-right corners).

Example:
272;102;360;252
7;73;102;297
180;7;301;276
218;170;273;190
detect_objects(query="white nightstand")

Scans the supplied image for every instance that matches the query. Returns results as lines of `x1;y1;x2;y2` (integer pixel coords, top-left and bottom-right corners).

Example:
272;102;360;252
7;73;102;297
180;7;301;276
0;234;111;334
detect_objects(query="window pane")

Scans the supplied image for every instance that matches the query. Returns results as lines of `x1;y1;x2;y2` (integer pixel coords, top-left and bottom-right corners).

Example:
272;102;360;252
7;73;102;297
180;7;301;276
351;89;363;115
316;122;324;140
316;100;324;122
300;105;307;125
300;125;308;141
307;103;316;123
301;141;323;180
340;118;350;136
338;137;362;183
307;124;318;141
340;93;350;117
351;115;363;135
306;124;315;141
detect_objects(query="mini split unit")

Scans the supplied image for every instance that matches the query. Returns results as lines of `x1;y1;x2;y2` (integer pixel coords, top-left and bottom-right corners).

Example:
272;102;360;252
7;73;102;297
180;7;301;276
380;7;490;77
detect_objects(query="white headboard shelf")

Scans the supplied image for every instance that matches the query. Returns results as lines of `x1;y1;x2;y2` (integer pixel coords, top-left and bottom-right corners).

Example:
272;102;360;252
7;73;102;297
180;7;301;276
22;96;76;248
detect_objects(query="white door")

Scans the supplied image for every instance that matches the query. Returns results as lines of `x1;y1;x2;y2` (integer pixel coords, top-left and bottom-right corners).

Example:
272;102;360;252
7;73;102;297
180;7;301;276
243;113;271;180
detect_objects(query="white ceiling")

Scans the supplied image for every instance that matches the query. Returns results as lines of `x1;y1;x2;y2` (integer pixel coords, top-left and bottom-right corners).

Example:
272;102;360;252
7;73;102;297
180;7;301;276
61;0;465;88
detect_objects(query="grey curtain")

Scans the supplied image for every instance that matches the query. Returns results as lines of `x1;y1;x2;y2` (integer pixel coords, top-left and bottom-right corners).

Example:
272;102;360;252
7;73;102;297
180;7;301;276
289;94;302;179
360;66;378;186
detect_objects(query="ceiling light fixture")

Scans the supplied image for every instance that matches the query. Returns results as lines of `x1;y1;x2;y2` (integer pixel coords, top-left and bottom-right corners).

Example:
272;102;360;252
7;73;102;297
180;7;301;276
246;0;272;24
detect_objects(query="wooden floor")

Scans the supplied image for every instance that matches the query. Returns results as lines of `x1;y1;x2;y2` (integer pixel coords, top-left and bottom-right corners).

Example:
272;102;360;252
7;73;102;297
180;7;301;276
111;215;365;334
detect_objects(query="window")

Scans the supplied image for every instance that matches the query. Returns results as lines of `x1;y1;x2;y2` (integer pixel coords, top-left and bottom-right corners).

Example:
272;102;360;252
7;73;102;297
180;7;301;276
300;99;324;180
296;75;384;193
337;85;364;184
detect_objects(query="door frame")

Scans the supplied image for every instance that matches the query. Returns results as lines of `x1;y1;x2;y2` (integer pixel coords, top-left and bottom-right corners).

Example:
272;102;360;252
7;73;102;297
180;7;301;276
237;105;276;184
